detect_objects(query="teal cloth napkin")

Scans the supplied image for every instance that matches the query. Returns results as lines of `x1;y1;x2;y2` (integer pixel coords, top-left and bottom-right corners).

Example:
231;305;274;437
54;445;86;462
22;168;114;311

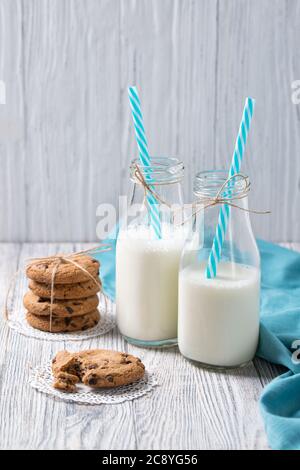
256;240;300;450
95;236;300;450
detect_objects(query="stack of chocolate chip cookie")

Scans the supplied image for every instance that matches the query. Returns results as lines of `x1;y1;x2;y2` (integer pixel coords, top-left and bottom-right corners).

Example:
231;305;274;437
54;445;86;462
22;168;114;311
23;255;101;333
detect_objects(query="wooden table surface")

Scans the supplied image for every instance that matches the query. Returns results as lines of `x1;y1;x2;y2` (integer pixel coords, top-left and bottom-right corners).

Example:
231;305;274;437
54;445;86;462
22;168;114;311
0;242;297;450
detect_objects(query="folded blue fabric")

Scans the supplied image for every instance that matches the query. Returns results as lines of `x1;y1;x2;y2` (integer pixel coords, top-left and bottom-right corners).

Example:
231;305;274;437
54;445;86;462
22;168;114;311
95;236;300;450
256;240;300;450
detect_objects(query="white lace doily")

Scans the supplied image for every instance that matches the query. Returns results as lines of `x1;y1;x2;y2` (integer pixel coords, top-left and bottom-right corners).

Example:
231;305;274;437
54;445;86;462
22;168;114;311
7;295;116;341
29;363;158;405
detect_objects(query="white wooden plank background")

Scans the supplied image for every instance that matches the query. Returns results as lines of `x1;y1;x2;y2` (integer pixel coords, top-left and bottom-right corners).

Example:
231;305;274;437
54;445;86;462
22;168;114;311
0;241;297;450
0;0;299;243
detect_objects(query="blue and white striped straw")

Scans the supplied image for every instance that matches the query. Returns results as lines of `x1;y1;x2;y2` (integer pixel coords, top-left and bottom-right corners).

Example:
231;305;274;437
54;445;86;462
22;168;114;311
206;97;255;279
128;86;161;239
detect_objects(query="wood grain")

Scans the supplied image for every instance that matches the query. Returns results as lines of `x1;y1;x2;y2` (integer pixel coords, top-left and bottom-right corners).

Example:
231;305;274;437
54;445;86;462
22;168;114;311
1;242;297;450
127;329;269;450
0;242;137;450
0;1;299;242
215;0;300;243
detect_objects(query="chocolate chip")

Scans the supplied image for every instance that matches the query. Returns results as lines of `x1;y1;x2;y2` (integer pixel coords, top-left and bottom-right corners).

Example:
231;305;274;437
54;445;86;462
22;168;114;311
64;317;72;326
106;375;114;383
87;364;97;370
52;358;56;363
66;306;74;314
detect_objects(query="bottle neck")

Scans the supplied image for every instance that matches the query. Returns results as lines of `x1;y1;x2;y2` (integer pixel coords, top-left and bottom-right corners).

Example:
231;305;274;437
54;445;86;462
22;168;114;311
187;170;259;268
127;158;184;230
130;157;184;207
193;170;249;201
130;157;184;185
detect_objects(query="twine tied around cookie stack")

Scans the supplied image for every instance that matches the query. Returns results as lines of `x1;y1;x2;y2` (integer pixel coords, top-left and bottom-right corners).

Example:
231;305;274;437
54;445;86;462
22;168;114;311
4;245;111;333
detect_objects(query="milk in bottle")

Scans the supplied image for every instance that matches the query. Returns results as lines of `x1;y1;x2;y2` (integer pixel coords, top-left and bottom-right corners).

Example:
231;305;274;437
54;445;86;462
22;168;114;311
116;157;185;347
178;171;261;368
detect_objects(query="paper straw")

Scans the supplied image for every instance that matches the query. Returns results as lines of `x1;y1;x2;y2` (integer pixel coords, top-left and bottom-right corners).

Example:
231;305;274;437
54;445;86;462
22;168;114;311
206;97;255;278
128;86;161;239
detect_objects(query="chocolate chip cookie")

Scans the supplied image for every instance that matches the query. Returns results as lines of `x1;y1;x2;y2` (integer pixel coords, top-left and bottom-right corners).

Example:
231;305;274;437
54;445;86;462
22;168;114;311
26;309;100;333
29;278;101;300
23;291;99;317
26;255;100;284
52;349;145;391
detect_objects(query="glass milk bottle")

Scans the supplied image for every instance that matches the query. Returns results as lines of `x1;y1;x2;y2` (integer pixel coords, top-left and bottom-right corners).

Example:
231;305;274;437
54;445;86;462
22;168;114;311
116;157;185;347
178;170;260;368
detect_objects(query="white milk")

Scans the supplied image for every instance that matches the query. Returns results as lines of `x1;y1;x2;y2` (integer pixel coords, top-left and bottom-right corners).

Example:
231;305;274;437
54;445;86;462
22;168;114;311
116;225;185;343
178;261;260;367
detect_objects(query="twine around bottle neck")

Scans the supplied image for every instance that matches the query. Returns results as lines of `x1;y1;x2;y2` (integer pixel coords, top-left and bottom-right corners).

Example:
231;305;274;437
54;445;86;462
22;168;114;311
132;163;270;218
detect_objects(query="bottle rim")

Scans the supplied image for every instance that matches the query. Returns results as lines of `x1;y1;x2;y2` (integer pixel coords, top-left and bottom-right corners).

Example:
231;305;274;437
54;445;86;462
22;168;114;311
130;157;184;184
193;169;249;199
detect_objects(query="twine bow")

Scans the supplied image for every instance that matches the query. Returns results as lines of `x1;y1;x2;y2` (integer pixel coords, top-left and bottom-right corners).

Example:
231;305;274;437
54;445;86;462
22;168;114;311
133;164;173;209
191;173;271;216
4;245;111;332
